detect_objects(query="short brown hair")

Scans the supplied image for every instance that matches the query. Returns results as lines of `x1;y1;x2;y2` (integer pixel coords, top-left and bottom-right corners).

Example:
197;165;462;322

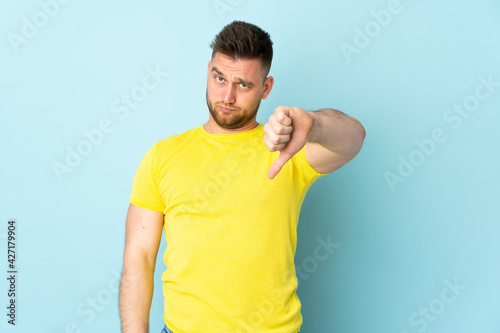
210;21;273;77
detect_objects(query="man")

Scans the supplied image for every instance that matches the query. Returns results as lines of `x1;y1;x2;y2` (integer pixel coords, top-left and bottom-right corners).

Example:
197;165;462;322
119;21;365;333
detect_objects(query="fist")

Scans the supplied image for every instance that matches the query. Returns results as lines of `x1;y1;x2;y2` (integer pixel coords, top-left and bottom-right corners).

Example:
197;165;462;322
263;106;313;179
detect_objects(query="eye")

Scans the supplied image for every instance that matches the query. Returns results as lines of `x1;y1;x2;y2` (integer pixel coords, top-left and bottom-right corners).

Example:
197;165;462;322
215;76;224;83
240;83;248;88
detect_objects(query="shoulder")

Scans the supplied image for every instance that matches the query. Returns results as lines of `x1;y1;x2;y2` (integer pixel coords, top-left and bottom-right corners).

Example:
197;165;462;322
145;126;202;163
155;126;200;148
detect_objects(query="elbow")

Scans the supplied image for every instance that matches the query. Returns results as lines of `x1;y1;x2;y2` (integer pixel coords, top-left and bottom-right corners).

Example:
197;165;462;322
352;117;366;151
356;118;366;140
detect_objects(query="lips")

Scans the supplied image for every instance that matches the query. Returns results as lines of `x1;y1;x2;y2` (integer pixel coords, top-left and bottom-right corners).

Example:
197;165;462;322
218;105;238;113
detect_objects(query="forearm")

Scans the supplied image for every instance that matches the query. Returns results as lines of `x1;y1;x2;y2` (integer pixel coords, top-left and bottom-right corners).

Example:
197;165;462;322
308;108;366;155
119;259;155;333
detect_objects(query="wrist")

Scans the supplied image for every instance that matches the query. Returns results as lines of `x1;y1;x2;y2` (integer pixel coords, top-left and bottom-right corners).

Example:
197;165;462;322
307;110;321;143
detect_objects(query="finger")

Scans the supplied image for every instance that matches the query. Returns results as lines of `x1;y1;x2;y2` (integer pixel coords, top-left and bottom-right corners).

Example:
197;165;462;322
268;151;294;179
263;123;290;151
270;114;292;135
267;132;290;146
264;141;286;152
263;133;288;152
275;106;292;126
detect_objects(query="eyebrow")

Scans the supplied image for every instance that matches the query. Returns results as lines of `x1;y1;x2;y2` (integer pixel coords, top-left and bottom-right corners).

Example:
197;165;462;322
211;66;254;87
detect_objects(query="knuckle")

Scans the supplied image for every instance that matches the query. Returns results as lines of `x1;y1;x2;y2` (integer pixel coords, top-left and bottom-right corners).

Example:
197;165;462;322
264;141;273;151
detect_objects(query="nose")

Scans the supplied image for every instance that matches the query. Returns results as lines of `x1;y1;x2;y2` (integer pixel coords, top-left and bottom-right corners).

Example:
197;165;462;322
222;85;236;104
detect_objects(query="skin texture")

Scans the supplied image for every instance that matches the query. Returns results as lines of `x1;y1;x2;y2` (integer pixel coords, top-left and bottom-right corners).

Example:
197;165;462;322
203;53;274;134
119;204;163;333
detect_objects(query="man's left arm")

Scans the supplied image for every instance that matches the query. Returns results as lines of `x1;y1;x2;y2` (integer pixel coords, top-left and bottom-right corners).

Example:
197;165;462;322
263;107;366;179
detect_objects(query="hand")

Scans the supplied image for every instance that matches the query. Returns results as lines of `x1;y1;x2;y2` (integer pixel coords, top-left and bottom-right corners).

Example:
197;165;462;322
263;106;314;179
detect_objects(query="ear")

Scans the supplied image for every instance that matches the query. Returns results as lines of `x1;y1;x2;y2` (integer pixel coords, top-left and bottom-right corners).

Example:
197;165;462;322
207;60;211;75
261;76;274;100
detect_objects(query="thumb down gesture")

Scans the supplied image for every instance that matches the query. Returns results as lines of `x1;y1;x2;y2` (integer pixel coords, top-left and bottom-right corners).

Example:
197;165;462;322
263;106;314;179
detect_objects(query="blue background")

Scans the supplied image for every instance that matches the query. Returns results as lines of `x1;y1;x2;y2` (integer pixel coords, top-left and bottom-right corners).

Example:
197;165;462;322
1;0;499;332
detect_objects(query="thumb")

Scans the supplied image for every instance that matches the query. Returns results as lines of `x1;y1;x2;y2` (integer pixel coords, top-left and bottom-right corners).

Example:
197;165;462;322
268;151;294;179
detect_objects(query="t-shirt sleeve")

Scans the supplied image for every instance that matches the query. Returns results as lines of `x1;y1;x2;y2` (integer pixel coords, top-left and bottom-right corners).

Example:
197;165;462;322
129;142;166;213
292;144;327;187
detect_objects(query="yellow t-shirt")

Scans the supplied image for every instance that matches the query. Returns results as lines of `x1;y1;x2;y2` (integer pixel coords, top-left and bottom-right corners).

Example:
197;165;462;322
129;123;324;333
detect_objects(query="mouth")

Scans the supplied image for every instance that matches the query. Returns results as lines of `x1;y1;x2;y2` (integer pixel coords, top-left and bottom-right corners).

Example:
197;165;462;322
217;105;238;113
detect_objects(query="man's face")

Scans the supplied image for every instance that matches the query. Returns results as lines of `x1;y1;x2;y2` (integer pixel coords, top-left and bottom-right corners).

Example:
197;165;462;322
206;53;273;130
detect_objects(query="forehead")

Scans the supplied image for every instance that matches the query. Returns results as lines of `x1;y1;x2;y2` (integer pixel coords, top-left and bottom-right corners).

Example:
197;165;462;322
210;53;264;80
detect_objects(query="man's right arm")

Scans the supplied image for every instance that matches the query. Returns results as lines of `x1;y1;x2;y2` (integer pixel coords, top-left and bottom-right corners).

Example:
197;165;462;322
119;203;164;333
